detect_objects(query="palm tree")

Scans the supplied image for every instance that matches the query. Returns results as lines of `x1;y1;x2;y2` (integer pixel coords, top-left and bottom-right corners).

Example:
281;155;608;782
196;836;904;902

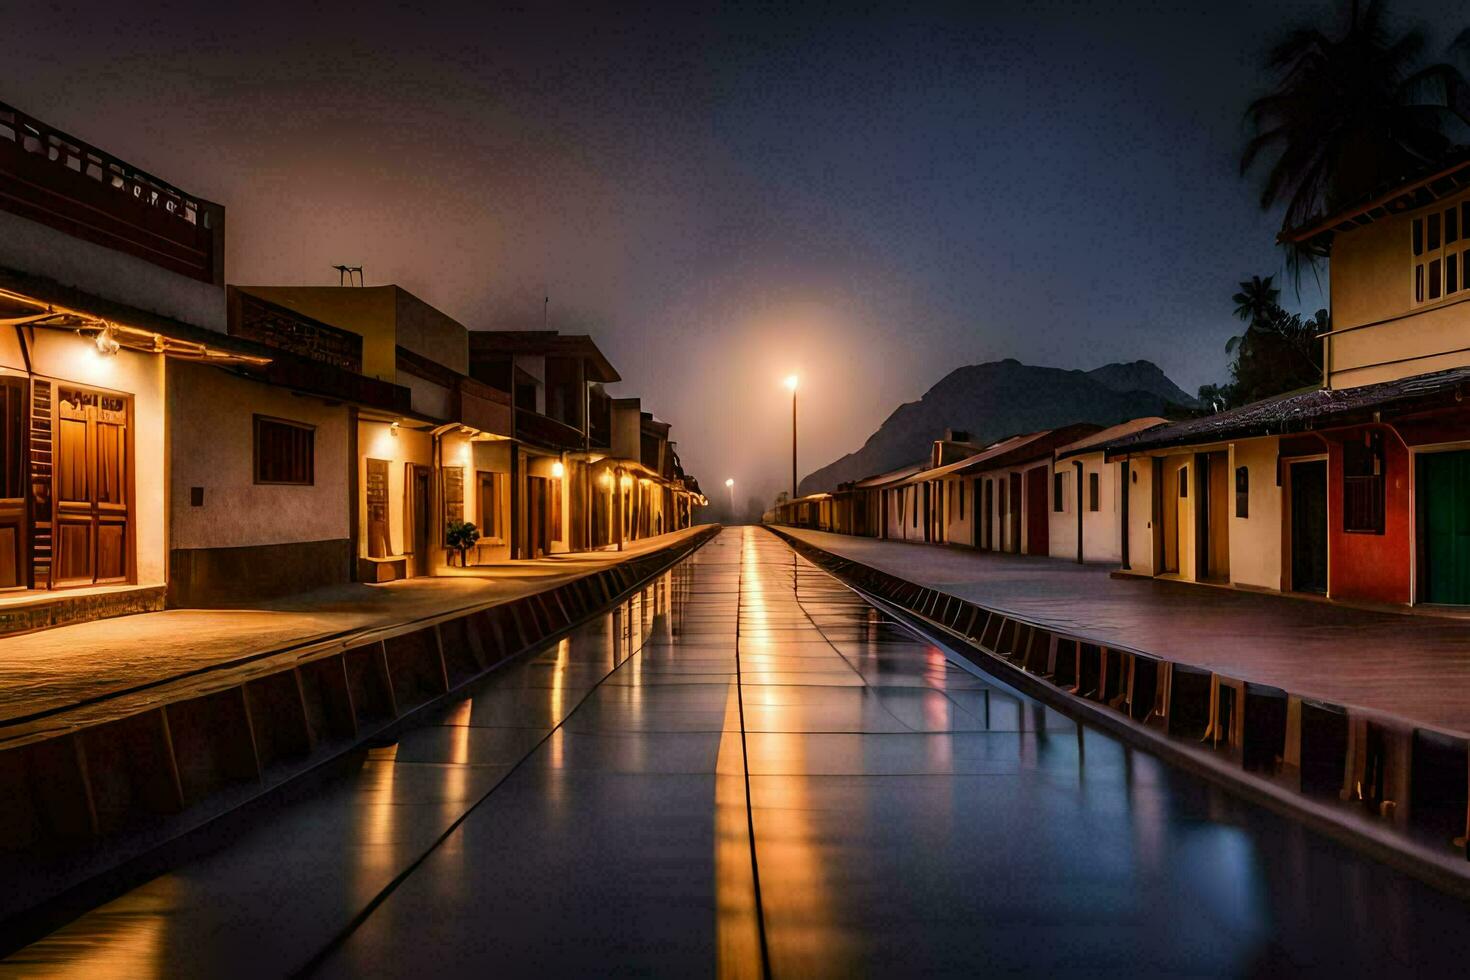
1231;275;1281;326
1241;1;1470;241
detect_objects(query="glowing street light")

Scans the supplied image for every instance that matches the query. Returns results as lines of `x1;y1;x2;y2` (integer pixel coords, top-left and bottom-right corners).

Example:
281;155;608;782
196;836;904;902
724;477;736;514
787;373;799;502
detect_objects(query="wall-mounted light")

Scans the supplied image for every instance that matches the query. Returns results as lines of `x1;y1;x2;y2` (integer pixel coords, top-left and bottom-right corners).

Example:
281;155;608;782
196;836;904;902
551;461;566;479
390;421;400;437
619;475;633;491
94;323;120;356
599;470;613;489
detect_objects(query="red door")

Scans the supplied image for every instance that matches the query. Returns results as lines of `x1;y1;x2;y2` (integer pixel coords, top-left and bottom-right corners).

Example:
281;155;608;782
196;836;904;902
1025;465;1049;555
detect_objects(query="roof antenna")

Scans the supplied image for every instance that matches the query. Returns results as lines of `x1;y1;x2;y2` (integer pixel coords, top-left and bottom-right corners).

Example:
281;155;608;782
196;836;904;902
333;265;364;286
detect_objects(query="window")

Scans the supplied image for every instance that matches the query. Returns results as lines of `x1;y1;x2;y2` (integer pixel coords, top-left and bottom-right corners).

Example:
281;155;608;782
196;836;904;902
1235;466;1249;518
1088;472;1100;512
1413;201;1470;304
1178;466;1188;498
254;416;314;485
958;480;966;520
912;487;918;527
1053;472;1065;512
1343;432;1385;534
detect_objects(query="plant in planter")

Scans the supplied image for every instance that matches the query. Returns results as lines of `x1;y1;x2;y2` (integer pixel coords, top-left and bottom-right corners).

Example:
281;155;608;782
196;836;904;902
445;520;480;567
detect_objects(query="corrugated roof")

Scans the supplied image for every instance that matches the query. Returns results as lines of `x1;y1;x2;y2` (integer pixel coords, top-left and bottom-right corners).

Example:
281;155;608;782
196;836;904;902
1102;368;1470;457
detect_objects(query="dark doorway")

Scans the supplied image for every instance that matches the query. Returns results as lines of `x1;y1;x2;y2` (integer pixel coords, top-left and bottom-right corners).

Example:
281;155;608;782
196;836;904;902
1418;450;1470;604
1289;460;1328;594
528;476;550;558
1007;472;1021;553
1024;466;1049;555
407;464;431;577
982;478;994;550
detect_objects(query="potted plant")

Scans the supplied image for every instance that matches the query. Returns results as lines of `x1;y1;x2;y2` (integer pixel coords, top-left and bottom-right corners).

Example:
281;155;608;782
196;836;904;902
445;520;480;567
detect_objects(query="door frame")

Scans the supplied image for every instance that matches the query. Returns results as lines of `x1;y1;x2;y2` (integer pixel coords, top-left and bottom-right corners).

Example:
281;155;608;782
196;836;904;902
1283;454;1329;595
1408;441;1470;604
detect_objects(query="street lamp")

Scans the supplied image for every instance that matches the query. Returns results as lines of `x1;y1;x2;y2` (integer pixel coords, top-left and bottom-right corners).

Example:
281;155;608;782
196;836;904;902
784;375;799;500
724;477;735;515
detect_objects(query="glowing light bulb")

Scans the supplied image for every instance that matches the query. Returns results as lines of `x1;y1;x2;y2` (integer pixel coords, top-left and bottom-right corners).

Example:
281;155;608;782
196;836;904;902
784;374;798;391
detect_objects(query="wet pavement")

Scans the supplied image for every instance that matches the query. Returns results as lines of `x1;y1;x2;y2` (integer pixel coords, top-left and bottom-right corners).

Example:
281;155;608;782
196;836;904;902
6;526;1470;978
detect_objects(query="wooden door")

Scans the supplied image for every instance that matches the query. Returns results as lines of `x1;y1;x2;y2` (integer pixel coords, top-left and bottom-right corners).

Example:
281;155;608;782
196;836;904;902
1206;451;1231;581
53;387;130;586
1419;450;1470;603
0;377;25;589
407;464;431;576
1290;460;1328;594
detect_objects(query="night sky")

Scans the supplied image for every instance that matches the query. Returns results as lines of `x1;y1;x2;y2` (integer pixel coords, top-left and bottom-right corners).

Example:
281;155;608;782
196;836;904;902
8;1;1451;511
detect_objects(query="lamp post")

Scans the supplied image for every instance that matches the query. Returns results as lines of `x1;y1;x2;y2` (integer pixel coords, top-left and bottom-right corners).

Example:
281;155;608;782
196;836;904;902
725;477;735;518
784;375;799;500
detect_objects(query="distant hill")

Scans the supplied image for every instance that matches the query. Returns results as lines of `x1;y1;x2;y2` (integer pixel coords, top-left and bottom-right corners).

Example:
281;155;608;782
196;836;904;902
798;359;1195;496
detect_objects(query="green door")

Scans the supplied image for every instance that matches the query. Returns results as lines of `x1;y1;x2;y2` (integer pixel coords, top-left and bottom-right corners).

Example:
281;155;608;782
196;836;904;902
1421;450;1470;604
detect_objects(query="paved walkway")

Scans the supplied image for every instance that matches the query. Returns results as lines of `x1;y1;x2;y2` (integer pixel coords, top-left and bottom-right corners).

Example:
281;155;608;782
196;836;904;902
7;527;1468;977
0;528;706;731
780;527;1470;736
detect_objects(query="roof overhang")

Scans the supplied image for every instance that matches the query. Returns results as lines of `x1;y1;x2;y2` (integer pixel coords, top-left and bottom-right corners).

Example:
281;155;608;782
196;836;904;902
1279;156;1470;248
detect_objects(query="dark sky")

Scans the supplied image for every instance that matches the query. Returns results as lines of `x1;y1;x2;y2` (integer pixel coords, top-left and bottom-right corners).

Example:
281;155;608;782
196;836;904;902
8;1;1449;509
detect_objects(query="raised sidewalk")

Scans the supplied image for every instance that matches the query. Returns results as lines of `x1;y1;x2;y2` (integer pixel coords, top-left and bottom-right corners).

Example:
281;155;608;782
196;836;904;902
778;527;1470;736
0;528;706;734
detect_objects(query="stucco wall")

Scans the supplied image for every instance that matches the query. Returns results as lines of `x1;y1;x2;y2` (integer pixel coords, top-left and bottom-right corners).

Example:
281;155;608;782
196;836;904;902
169;362;349;551
1228;438;1282;591
1052;454;1123;564
1125;458;1154;575
942;477;975;546
402;371;453;421
358;419;433;559
1048;464;1077;560
1328;193;1470;388
395;289;469;374
0;213;226;331
0;331;167;586
1327;426;1411;603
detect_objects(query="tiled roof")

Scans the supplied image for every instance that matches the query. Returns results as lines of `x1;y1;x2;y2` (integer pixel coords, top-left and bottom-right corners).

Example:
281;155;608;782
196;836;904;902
1101;367;1470;456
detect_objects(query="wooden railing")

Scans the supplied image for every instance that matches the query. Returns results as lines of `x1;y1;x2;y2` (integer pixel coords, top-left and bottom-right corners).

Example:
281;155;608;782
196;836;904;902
0;101;224;284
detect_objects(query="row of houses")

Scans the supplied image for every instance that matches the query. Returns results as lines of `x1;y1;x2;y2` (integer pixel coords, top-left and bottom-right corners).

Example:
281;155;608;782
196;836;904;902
770;152;1470;610
0;99;702;635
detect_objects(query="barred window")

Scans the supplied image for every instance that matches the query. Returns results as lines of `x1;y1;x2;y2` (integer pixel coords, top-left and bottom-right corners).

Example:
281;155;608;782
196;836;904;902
1053;472;1065;512
1235;466;1249;518
1088;472;1100;512
1343;433;1384;534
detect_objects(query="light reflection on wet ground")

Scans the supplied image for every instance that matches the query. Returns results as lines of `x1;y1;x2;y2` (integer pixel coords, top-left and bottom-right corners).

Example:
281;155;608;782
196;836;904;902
6;527;1470;978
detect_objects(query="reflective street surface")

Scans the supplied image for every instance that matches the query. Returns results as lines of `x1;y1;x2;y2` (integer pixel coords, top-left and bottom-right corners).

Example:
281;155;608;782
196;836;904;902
7;527;1470;978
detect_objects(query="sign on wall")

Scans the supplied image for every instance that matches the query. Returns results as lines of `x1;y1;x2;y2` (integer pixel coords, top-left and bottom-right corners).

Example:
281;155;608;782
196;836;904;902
442;466;465;529
366;458;390;558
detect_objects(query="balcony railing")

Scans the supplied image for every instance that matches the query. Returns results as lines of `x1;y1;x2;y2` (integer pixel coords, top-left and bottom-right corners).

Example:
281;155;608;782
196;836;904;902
0;101;223;284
